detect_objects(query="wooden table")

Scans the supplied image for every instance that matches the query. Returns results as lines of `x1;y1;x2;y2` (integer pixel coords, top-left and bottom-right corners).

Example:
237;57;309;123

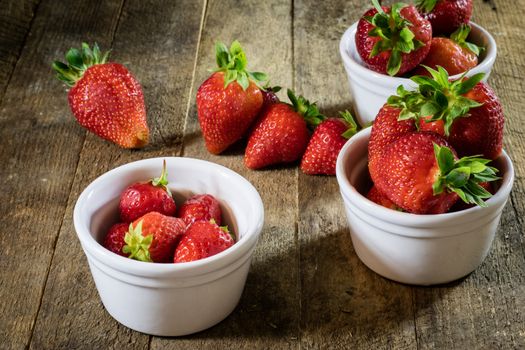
1;0;523;348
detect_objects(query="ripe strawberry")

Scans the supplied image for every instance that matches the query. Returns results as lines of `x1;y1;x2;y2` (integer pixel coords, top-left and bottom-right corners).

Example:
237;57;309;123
196;41;267;154
373;132;499;214
356;0;432;76
300;111;358;175
394;67;504;160
413;25;482;76
174;220;235;263
244;90;324;169
178;194;222;226
416;0;472;36
119;160;176;223
261;86;281;108
52;43;149;148
103;223;129;257
366;186;402;211
123;212;186;263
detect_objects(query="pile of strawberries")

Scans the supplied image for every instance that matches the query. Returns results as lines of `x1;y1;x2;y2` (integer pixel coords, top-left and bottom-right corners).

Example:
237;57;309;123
196;41;359;175
356;0;481;77
103;161;234;263
366;66;503;214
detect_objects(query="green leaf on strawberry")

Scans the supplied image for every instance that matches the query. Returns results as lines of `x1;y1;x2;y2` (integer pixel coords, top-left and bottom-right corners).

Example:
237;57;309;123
287;89;325;128
122;221;154;262
450;24;484;56
340;110;359;139
415;0;438;13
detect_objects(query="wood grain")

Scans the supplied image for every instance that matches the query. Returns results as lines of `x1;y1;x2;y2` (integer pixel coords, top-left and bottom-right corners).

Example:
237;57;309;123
0;1;124;349
27;0;205;348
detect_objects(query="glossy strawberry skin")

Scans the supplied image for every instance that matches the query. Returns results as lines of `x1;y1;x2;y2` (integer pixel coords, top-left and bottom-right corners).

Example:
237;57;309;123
420;0;473;36
103;223;129;257
356;5;432;76
244;103;310;169
374;132;459;214
366;186;401;211
132;212;186;263
178;194;222;226
119;182;176;223
197;72;263;154
419;82;504;160
368;105;416;183
413;37;477;76
68;63;149;148
300;118;349;175
174;221;234;263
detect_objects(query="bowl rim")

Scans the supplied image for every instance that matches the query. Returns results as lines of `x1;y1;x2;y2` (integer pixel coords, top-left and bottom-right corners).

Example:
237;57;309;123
73;156;265;279
335;128;515;229
339;21;497;85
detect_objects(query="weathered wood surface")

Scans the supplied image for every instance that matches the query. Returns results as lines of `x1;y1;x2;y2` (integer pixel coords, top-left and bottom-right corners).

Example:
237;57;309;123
0;0;523;349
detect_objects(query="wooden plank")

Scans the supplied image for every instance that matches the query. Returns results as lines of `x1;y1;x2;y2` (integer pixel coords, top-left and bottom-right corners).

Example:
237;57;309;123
294;1;417;348
151;0;298;348
27;0;205;348
0;0;40;101
0;1;125;349
413;0;525;349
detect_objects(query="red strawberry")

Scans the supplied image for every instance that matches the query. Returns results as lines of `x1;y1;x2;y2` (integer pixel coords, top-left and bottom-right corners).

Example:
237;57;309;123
52;43;149;148
402;67;504;160
368;104;416;183
356;1;432;76
178;194;222;226
373;132;498;214
300;111;358;175
366;186;402;211
416;0;472;36
196;41;267;154
413;25;482;76
103;223;129;257
261;86;281;108
244;90;324;169
123;212;186;263
119;160;176;223
174;220;235;263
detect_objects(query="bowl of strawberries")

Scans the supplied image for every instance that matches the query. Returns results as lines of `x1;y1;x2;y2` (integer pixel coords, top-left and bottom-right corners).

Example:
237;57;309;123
73;157;264;336
339;0;497;126
335;67;514;286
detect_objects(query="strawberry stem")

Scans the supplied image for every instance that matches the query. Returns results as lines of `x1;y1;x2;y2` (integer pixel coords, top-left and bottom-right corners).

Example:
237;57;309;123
287;89;325;128
339;110;359;139
52;43;109;87
151;159;172;197
122;221;154;262
433;144;499;207
450;24;484;56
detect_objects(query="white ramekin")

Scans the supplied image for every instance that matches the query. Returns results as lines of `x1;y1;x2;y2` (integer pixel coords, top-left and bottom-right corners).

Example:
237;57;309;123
73;157;264;336
339;21;497;126
335;128;514;286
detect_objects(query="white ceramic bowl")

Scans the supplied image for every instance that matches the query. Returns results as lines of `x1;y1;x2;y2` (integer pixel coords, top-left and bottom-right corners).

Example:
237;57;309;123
73;157;264;336
335;128;514;286
339;21;497;126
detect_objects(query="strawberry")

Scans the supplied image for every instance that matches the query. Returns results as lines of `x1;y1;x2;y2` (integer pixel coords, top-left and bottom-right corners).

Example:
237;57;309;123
413;25;482;76
103;223;129;257
178;194;222;226
119;160;176;223
52;43;149;148
366;186;402;211
261;86;281;108
174;220;235;263
356;0;432;76
123;212;186;263
244;90;324;170
416;0;473;36
300;111;358;175
196;41;267;154
373;132;499;214
391;67;504;160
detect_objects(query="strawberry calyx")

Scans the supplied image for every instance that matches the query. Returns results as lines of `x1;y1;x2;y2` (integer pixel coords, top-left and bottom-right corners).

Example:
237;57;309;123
388;66;485;135
433;144;499;207
287;89;325;128
210;219;235;242
339;110;359;139
415;0;438;13
151;159;172;197
365;0;426;76
450;24;484;56
122;220;153;262
214;40;268;90
52;43;109;87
